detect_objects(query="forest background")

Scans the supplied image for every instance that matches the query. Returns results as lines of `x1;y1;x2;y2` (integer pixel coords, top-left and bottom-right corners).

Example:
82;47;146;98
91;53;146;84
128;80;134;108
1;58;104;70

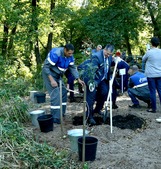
0;0;161;168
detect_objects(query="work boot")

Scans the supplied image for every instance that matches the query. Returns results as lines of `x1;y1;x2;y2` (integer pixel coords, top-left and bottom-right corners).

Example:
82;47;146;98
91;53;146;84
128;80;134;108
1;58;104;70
129;104;140;108
147;101;152;108
147;109;156;113
98;111;104;116
93;109;104;116
112;104;118;109
53;118;61;124
69;97;76;103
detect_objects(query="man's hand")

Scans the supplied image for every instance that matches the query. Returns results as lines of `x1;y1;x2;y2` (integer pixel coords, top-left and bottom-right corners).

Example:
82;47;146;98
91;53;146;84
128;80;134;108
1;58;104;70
48;75;58;87
51;79;58;87
77;78;85;86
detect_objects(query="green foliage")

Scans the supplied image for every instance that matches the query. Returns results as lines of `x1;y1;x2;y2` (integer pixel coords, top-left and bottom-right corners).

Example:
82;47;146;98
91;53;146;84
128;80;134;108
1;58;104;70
80;2;144;49
0;92;30;123
1;78;31;96
0;56;44;96
79;62;97;83
74;52;89;65
0;121;78;168
29;69;44;91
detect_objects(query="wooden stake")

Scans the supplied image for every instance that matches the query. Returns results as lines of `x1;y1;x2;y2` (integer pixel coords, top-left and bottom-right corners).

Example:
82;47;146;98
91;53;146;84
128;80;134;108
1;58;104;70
59;79;64;138
82;85;86;167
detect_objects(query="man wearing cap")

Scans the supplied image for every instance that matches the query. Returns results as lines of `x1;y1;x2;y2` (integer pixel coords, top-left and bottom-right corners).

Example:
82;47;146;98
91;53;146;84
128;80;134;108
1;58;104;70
128;65;151;108
83;44;114;125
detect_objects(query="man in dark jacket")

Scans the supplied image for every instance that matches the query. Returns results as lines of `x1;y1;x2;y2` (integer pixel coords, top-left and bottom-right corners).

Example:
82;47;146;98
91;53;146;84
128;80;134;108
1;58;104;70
114;51;130;92
79;44;114;125
42;44;84;124
128;65;151;108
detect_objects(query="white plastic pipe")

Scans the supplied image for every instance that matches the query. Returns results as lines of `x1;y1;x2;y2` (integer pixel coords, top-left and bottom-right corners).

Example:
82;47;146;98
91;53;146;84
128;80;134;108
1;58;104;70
105;58;119;133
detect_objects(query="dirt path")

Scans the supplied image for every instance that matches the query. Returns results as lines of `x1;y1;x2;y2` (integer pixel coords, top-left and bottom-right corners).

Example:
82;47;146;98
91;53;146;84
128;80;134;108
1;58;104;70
27;92;161;169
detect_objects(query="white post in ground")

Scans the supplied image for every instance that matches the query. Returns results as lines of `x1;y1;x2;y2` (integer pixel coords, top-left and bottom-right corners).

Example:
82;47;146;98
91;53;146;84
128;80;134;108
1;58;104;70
59;79;64;137
109;79;113;133
105;58;119;133
119;68;126;93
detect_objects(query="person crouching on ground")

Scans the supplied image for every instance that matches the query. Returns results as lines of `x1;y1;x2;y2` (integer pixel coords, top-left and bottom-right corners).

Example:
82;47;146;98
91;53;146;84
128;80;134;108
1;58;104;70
42;44;84;124
128;65;151;108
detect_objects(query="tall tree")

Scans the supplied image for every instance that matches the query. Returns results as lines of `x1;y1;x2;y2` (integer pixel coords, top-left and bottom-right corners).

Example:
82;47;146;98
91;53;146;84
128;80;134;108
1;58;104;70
46;0;56;55
142;0;161;44
31;0;41;66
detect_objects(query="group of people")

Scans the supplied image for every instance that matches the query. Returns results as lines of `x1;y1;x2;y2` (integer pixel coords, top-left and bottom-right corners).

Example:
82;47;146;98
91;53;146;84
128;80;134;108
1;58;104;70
65;44;103;103
126;37;161;114
42;37;161;125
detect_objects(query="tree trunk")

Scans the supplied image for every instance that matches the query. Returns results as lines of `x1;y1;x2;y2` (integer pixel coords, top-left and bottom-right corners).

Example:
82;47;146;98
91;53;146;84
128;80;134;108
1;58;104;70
46;0;56;56
35;39;41;64
2;24;9;58
144;0;161;47
8;26;17;52
124;34;132;56
46;33;53;56
32;0;41;65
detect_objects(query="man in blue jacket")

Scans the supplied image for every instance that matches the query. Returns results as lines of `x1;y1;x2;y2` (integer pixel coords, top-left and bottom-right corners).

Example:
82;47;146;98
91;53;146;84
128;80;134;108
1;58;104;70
42;44;84;124
128;65;151;108
80;44;114;125
114;51;130;92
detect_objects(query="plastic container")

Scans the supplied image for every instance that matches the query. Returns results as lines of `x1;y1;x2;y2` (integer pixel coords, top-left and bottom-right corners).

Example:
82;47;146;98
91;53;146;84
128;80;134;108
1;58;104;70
30;91;38;102
67;129;89;152
78;136;98;161
37;114;53;133
29;109;45;127
34;92;46;103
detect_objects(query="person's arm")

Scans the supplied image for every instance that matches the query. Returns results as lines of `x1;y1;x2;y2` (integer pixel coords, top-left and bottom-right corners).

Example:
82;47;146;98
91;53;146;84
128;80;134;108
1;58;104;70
128;78;134;88
43;50;59;87
142;52;148;63
68;59;85;86
142;52;149;72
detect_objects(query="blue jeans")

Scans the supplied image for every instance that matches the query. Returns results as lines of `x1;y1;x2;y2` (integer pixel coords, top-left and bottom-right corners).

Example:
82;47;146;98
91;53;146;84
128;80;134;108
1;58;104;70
127;88;139;105
147;77;161;111
127;86;150;105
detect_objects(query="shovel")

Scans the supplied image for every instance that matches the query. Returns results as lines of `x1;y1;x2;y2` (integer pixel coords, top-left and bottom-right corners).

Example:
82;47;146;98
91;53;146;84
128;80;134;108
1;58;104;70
103;101;110;123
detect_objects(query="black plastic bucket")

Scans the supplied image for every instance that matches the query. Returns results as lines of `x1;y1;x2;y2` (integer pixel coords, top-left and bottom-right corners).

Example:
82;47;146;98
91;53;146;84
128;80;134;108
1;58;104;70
78;136;98;161
35;92;46;103
37;114;53;133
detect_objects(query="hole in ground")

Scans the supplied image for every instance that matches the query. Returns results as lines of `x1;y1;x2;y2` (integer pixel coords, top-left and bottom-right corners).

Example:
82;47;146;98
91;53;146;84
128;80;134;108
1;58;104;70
72;114;146;130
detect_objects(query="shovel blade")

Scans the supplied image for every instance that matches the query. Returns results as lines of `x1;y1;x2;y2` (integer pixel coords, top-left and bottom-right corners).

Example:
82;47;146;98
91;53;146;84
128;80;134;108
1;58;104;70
103;108;110;123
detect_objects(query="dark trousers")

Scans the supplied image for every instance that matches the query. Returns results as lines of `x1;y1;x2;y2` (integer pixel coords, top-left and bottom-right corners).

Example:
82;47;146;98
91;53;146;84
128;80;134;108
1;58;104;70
42;70;67;119
66;72;75;99
86;79;109;118
127;85;150;105
147;77;161;111
68;81;74;98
